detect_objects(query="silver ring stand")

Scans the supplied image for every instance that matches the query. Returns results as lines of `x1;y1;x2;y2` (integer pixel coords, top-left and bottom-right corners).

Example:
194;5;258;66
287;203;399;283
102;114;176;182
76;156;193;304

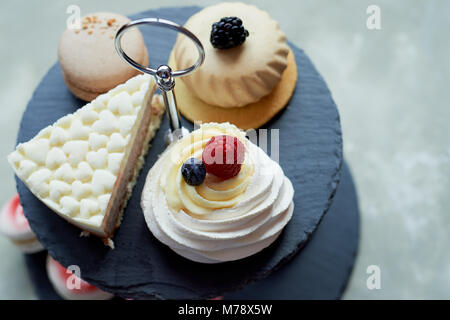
114;18;205;145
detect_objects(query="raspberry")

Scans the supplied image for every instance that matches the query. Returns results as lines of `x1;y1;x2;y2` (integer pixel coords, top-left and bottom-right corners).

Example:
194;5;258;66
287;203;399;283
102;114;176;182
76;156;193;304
202;135;245;180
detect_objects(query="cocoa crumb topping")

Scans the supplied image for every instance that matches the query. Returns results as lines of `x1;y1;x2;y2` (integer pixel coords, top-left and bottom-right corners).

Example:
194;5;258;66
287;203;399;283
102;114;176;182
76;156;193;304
75;15;121;34
107;18;116;27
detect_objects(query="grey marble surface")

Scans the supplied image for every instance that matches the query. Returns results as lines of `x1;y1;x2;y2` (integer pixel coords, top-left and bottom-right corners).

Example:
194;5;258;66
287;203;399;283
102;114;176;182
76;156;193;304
0;0;448;299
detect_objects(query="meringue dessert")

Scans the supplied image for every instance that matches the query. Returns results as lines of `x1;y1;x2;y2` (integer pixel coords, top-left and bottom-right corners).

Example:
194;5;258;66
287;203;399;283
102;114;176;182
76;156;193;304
8;74;164;243
141;123;294;263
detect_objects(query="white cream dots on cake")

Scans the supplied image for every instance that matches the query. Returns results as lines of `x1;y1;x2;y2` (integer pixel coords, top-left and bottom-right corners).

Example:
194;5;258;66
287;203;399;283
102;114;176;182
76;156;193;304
8;74;160;239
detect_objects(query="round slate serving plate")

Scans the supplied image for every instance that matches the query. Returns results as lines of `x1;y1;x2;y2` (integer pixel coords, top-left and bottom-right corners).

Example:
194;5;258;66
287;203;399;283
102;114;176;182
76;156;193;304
226;162;359;299
16;6;343;299
25;162;358;300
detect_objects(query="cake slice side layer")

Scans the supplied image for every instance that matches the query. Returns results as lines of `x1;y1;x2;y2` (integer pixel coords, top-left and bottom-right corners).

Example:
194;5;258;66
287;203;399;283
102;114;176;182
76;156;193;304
8;74;157;238
100;84;157;239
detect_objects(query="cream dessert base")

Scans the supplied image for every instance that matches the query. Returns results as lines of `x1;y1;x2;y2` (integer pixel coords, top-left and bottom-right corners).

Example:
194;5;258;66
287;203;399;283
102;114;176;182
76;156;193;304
169;49;298;130
173;2;289;107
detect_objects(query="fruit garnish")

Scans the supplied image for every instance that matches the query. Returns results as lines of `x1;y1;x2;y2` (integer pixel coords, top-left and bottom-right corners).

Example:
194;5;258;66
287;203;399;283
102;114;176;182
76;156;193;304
202;135;245;180
181;158;206;186
210;16;249;49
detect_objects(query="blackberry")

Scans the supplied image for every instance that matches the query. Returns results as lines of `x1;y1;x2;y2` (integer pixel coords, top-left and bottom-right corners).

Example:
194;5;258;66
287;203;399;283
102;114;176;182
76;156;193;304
181;158;206;186
210;16;249;49
202;135;245;180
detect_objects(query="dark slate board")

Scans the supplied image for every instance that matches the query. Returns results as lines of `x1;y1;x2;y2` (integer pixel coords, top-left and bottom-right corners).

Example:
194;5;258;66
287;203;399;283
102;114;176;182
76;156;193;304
15;6;343;299
25;162;359;300
226;162;359;299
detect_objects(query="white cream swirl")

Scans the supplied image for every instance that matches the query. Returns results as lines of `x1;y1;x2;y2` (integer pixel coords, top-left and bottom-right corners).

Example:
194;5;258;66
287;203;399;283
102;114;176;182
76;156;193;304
141;123;294;263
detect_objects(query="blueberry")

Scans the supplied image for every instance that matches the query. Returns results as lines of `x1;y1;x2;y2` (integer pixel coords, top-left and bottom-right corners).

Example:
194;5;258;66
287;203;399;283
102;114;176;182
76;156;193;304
181;158;206;186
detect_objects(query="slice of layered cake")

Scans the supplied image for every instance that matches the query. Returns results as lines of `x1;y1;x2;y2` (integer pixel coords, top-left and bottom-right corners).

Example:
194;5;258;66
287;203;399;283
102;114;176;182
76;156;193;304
8;74;164;245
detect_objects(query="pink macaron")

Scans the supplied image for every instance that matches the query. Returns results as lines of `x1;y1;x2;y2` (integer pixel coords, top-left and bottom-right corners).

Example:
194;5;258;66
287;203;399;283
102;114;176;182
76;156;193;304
0;194;44;253
46;255;114;300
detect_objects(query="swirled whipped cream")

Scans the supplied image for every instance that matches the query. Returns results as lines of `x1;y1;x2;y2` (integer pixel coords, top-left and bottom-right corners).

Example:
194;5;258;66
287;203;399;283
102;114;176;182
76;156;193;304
141;123;294;263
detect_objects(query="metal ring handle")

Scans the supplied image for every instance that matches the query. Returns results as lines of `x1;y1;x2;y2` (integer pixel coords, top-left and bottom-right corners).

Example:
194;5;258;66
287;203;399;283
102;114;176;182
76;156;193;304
115;18;205;78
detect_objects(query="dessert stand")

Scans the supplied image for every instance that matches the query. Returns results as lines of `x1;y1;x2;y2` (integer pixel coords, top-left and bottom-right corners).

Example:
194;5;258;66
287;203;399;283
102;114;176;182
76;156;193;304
16;6;357;299
115;17;204;143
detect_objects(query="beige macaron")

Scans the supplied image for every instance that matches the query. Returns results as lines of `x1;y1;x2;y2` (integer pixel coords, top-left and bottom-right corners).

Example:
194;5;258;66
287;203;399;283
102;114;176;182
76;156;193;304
58;12;148;101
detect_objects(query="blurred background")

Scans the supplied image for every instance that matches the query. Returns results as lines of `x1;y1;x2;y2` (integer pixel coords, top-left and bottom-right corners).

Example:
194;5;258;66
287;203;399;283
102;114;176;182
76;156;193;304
0;0;449;299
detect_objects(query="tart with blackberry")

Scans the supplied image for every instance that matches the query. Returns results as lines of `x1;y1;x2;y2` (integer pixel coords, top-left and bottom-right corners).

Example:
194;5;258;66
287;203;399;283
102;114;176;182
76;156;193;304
170;2;298;129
